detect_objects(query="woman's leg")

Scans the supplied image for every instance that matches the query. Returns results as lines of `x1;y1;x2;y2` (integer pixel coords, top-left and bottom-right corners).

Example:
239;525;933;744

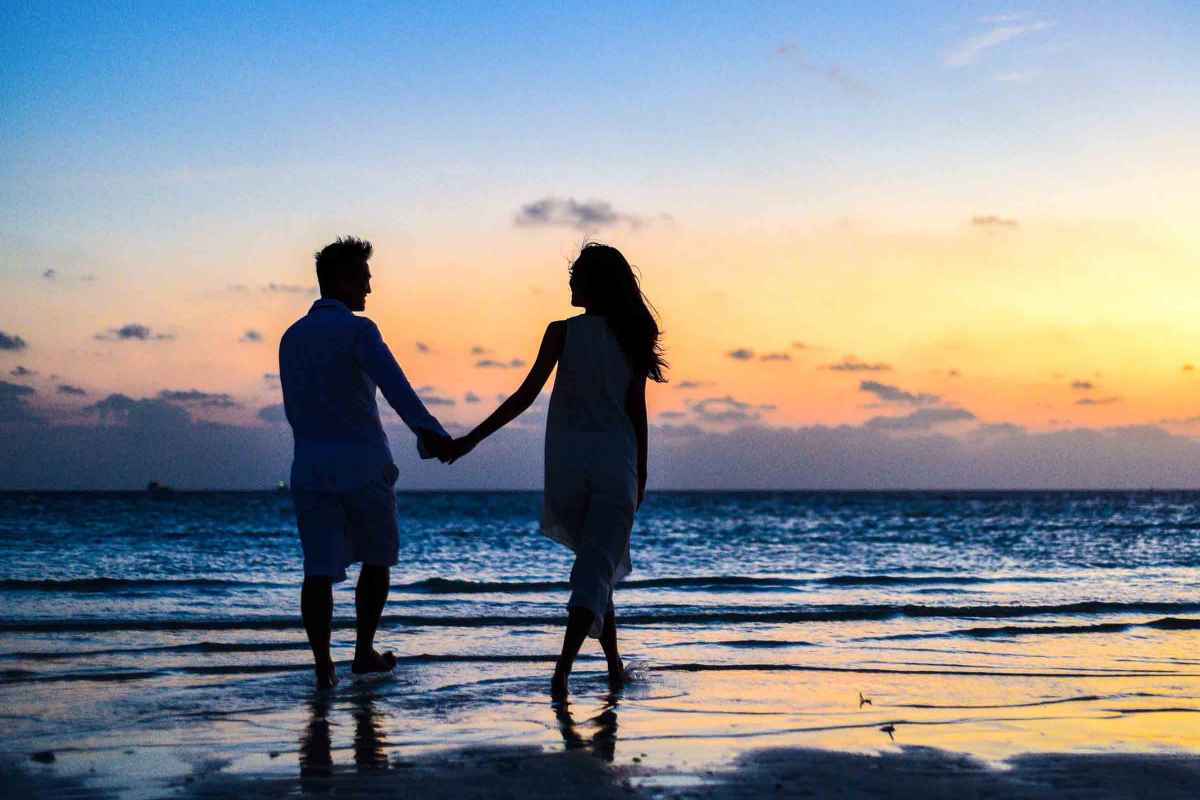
553;478;634;699
552;606;595;700
598;602;623;687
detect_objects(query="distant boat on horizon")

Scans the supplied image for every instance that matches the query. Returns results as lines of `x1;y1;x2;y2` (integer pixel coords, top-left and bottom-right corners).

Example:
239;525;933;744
146;481;173;495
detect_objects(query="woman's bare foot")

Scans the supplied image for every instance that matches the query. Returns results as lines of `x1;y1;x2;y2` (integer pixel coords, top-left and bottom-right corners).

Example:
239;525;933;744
551;670;569;701
315;662;338;690
607;659;625;689
351;649;397;675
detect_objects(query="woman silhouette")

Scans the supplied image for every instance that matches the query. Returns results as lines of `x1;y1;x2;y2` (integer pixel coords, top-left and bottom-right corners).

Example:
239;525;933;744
448;243;667;699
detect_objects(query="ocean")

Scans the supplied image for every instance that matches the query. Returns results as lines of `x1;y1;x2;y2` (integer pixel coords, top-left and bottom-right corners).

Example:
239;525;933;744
3;490;1199;796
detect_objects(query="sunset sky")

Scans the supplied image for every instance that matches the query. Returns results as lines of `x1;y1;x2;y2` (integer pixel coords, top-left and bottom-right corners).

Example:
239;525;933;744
2;2;1199;488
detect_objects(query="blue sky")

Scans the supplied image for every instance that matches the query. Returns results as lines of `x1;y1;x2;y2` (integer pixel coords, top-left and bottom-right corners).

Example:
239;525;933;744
3;2;1200;488
7;2;1197;233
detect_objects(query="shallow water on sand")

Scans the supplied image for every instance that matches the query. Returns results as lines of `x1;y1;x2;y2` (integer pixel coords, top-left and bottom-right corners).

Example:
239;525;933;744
2;491;1199;796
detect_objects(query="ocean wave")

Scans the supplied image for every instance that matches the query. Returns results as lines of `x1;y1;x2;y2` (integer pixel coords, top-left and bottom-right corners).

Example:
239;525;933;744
815;574;1056;587
892;692;1164;710
0;653;596;684
0;573;1062;596
874;616;1200;640
5;656;1179;686
652;639;818;649
4;602;1199;634
396;574;1058;594
0;640;315;660
654;663;1183;678
0;577;289;592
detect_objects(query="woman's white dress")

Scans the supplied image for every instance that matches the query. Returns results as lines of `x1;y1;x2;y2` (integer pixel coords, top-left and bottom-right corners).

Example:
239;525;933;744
541;314;637;635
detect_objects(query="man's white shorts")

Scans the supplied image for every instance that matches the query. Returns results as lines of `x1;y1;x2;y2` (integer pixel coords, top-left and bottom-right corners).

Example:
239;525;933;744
292;465;400;583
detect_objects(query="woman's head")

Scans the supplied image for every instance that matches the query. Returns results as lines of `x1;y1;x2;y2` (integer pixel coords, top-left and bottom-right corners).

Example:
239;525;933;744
568;243;667;383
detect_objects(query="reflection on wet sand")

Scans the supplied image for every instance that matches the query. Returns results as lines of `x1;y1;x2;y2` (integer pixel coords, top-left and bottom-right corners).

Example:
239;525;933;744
556;692;620;763
299;694;332;781
298;687;389;789
352;690;389;771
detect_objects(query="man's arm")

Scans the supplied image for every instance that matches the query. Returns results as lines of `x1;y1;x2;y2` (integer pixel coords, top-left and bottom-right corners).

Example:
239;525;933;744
354;320;450;457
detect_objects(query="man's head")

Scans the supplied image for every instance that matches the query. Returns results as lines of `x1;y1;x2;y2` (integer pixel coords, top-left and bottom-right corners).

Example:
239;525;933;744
315;236;373;311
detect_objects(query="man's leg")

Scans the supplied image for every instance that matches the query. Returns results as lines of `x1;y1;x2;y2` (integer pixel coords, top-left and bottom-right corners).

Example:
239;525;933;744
346;468;401;675
301;576;336;689
352;564;396;673
295;488;346;690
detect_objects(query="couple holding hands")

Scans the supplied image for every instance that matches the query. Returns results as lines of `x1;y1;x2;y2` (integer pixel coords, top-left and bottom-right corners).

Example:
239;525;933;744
278;237;666;699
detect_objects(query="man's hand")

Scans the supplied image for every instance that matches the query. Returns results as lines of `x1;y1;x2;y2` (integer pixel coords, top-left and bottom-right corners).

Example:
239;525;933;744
418;430;453;463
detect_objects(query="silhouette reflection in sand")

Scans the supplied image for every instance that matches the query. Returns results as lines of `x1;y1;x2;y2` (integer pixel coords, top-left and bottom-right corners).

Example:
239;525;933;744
299;687;390;789
555;691;621;763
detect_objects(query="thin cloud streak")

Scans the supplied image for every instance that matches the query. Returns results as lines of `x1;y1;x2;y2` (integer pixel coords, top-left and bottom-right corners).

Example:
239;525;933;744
864;407;976;431
945;19;1052;67
774;44;874;96
475;358;526;369
95;324;174;342
157;389;239;408
690;395;770;424
971;215;1019;229
824;357;892;372
859;381;940;407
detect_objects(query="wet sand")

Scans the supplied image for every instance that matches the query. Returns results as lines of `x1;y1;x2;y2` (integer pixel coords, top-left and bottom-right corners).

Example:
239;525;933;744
6;665;1200;799
9;744;1200;799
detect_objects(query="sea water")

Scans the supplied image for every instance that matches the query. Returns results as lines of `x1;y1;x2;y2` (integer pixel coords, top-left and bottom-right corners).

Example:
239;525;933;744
2;491;1199;788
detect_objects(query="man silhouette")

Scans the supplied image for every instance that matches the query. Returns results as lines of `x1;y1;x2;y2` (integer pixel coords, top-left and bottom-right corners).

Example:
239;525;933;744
279;236;450;689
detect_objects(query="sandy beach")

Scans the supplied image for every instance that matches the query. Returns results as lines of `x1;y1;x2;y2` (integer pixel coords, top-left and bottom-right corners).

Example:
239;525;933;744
15;745;1199;800
6;660;1200;799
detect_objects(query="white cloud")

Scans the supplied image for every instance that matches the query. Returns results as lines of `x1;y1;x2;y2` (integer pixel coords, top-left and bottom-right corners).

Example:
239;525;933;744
945;20;1052;67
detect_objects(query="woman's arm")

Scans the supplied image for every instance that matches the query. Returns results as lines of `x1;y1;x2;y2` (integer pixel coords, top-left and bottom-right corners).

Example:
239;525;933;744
626;373;648;508
449;321;566;461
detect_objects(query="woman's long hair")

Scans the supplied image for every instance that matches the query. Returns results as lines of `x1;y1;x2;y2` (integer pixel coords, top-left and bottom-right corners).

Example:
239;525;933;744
569;243;667;383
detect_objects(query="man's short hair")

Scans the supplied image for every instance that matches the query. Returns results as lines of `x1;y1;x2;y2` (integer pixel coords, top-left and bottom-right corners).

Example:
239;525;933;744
315;236;373;293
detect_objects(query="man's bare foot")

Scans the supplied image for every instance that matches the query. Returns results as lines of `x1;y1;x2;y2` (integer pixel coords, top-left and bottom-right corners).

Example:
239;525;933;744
551;670;569;701
315;662;338;690
351;649;397;675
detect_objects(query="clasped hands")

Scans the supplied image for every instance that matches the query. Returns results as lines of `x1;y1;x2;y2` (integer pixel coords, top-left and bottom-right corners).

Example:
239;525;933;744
419;430;476;465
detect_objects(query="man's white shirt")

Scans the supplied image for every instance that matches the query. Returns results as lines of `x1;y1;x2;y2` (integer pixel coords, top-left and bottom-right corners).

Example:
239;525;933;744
279;298;447;491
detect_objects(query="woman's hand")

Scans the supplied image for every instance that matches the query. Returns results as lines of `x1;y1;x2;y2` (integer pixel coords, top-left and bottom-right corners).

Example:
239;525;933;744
446;436;476;464
637;477;647;510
